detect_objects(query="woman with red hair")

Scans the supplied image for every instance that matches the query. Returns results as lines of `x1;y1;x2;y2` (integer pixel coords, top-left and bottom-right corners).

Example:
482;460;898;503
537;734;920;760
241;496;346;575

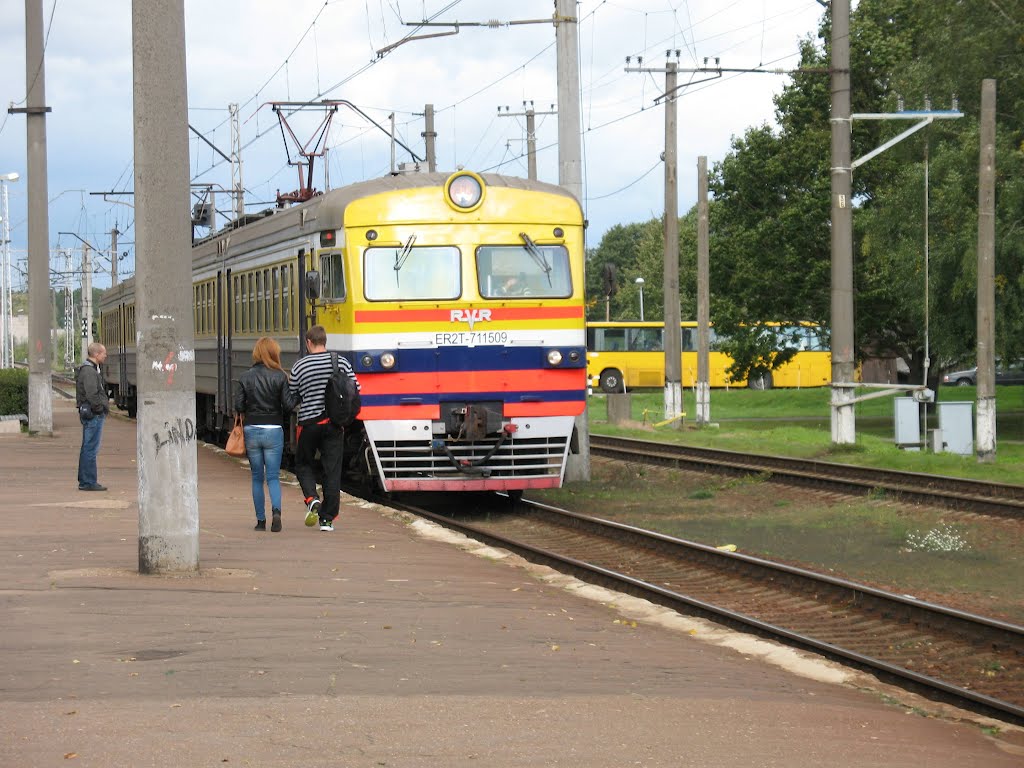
233;337;297;531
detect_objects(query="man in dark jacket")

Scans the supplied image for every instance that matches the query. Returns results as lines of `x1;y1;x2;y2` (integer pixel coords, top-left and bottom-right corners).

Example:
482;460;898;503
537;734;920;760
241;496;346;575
289;325;359;532
76;342;109;491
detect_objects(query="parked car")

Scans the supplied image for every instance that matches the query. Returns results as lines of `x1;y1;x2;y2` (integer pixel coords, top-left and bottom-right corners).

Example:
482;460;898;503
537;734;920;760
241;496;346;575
942;360;1024;386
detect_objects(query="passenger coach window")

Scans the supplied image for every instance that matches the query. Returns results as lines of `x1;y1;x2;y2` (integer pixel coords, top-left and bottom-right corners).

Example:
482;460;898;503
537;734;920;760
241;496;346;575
363;246;460;301
477;244;572;299
320;251;346;301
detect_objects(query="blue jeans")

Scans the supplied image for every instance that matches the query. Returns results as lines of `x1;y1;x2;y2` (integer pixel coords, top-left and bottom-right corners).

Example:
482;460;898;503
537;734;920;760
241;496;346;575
244;425;284;520
78;413;105;488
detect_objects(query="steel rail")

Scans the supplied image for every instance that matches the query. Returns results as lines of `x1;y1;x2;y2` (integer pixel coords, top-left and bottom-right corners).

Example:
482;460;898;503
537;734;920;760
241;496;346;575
376;491;1024;726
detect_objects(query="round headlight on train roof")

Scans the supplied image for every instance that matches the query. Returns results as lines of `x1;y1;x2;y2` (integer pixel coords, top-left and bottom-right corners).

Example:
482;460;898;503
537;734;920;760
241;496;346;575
445;171;485;212
547;350;563;366
380;352;396;369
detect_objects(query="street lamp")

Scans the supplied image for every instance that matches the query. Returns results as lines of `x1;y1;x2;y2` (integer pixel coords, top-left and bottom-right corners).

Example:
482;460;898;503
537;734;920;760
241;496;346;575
635;277;645;321
0;171;20;369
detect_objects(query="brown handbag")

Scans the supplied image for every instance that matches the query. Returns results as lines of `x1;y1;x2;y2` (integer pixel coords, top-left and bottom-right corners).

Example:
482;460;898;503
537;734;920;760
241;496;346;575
225;414;246;457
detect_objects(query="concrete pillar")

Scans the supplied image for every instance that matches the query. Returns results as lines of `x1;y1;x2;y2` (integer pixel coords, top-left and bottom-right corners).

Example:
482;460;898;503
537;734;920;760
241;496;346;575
607;393;632;425
132;0;199;573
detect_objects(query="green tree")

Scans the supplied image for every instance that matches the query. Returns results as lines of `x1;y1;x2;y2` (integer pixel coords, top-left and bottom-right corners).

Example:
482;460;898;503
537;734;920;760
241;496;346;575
707;0;1024;383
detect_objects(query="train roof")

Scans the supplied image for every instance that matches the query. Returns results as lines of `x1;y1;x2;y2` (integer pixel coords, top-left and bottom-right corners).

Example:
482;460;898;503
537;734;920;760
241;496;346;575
188;172;579;271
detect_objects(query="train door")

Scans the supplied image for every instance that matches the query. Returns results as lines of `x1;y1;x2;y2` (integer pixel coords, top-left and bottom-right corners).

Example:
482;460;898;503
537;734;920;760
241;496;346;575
117;302;128;405
216;268;233;425
298;247;321;353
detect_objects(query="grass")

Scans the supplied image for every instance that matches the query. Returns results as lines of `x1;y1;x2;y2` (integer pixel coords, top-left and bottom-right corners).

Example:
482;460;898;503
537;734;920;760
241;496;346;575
587;385;1024;485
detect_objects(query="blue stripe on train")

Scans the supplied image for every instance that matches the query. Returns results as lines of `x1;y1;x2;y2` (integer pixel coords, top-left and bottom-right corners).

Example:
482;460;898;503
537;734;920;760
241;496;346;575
348;345;588;374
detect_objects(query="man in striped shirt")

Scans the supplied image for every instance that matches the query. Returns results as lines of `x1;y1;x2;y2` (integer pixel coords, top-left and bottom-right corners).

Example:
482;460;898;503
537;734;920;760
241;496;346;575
289;325;360;532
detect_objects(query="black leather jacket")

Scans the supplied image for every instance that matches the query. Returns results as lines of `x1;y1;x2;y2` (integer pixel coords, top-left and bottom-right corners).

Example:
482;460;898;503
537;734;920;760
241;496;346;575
233;364;297;426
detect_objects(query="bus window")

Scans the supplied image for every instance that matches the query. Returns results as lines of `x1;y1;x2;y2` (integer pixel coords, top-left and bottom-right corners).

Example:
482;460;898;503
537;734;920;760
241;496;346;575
591;328;626;352
364;246;461;301
477;244;572;299
627;327;663;351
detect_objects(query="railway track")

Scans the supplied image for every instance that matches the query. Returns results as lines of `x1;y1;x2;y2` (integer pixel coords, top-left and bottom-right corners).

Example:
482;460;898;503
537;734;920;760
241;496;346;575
591;434;1024;520
380;492;1024;726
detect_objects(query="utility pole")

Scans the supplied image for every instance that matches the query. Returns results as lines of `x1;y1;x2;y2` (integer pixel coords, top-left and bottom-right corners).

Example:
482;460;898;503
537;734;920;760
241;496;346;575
976;79;996;462
555;0;589;481
11;0;54;434
662;60;682;426
0;172;16;369
696;156;710;424
554;0;582;202
133;0;200;574
829;0;855;445
58;231;97;359
499;102;556;180
625;55;683;426
229;103;244;220
421;104;437;172
80;242;92;360
63;249;73;369
110;226;120;286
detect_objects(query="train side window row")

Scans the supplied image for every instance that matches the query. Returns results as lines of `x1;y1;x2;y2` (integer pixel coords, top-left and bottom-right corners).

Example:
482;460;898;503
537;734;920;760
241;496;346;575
99;305;135;349
230;263;296;335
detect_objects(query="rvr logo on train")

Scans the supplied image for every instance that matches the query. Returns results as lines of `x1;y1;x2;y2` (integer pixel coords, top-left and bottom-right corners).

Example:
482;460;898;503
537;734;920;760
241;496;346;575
450;309;492;330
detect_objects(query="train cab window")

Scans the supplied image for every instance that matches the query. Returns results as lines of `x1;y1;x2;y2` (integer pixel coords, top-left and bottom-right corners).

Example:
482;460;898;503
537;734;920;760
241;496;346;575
320;251;346;301
477;244;572;299
363;245;460;301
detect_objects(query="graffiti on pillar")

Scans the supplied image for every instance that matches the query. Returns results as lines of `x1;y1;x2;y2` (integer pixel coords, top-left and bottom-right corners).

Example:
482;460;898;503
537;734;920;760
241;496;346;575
151;347;196;385
153;417;196;455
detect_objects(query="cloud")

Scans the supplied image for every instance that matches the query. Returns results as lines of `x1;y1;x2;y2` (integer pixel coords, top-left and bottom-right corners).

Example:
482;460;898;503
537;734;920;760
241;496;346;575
0;0;824;289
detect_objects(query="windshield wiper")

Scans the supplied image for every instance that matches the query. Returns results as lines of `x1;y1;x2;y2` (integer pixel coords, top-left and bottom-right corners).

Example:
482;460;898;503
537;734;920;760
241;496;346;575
395;233;419;286
395;236;419;274
519;232;552;286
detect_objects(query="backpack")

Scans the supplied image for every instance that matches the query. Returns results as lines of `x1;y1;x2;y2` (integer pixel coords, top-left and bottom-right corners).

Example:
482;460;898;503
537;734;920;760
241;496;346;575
324;352;361;428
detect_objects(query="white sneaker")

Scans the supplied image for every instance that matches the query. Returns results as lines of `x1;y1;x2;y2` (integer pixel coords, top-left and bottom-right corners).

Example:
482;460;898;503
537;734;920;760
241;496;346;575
304;498;321;527
319;520;334;532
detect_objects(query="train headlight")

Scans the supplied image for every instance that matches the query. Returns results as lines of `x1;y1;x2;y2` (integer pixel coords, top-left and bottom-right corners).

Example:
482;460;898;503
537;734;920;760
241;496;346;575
568;349;581;363
380;352;396;369
444;171;485;212
360;354;374;369
547;350;563;366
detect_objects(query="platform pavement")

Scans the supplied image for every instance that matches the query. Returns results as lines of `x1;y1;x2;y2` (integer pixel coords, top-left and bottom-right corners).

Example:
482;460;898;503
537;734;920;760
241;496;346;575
1;395;1021;767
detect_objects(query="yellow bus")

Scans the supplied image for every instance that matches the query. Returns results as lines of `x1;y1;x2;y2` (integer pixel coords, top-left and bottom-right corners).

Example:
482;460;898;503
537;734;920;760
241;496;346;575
586;321;831;392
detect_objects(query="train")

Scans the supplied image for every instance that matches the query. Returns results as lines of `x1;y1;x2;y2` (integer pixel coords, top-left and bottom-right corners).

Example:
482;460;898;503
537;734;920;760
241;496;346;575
97;170;588;495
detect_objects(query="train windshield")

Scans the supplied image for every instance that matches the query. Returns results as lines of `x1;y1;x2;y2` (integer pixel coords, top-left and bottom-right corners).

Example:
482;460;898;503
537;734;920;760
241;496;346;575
363;245;461;300
477;244;572;299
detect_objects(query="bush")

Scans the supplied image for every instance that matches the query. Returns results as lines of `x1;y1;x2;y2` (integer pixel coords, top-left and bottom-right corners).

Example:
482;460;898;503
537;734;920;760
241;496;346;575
0;368;29;415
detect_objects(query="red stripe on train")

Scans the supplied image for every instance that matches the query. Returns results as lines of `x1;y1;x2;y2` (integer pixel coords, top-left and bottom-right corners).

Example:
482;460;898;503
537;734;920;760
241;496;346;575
357;368;585;395
359;401;584;421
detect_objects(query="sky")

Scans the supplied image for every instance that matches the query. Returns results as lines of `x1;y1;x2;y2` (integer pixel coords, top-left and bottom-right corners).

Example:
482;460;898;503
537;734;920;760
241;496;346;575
0;0;826;291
